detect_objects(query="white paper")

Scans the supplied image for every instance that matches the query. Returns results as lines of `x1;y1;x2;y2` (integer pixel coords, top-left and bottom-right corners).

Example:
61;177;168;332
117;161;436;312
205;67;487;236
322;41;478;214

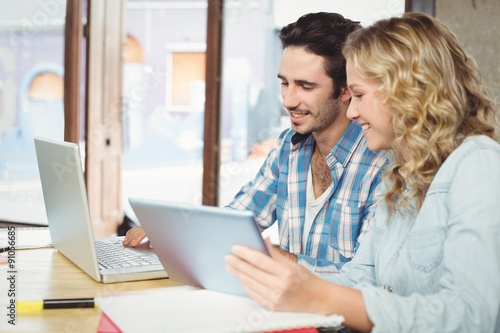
96;286;344;333
0;227;52;249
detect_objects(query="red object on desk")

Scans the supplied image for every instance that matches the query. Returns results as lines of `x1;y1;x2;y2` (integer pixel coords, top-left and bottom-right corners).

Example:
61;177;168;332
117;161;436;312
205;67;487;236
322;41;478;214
265;328;319;333
97;312;122;333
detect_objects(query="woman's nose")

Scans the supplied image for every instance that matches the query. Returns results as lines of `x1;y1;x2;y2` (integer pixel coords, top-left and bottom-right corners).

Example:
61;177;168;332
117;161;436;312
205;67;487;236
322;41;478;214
346;101;359;120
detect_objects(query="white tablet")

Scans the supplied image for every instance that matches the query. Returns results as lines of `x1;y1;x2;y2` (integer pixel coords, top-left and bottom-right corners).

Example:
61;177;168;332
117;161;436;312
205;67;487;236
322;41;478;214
129;197;269;297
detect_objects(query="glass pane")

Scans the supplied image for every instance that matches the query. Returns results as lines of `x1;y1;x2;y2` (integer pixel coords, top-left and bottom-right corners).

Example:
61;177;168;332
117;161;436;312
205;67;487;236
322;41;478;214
122;1;208;220
219;0;406;241
121;0;406;226
0;1;67;224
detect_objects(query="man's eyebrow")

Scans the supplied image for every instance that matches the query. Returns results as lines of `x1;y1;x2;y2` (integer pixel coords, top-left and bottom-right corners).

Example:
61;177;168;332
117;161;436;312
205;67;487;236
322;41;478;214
277;74;318;87
294;79;318;87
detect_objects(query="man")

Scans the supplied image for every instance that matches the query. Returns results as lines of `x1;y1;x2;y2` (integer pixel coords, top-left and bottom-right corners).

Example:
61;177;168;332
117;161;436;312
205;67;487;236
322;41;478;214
124;12;390;275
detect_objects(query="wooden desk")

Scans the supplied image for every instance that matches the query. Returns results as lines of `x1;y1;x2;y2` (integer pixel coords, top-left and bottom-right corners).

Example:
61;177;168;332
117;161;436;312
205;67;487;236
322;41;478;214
0;248;181;332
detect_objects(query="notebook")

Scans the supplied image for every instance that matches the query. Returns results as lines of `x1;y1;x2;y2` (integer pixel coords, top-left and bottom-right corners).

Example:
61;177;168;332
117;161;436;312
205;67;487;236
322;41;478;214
96;286;345;333
33;137;167;283
128;197;269;297
0;227;52;250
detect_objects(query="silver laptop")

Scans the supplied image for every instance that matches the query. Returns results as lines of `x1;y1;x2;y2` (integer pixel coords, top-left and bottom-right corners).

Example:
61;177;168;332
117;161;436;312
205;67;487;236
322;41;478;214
34;137;167;283
129;197;269;297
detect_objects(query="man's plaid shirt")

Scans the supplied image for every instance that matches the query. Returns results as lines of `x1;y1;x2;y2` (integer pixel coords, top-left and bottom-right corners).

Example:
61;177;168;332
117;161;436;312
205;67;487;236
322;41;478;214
228;122;391;276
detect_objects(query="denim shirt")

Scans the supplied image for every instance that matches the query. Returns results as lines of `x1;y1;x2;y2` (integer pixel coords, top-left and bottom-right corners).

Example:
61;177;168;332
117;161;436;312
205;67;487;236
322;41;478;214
328;135;500;332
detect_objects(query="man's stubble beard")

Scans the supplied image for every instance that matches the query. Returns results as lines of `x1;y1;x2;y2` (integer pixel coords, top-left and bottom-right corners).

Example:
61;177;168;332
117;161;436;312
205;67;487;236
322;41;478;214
291;97;342;136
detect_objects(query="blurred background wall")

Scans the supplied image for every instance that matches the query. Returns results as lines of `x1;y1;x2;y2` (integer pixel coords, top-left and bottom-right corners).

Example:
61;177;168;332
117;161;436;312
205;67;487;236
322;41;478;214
436;0;500;111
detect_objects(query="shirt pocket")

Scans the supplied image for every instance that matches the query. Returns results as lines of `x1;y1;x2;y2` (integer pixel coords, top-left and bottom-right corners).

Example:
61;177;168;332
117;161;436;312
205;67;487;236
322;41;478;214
330;202;361;259
407;227;446;273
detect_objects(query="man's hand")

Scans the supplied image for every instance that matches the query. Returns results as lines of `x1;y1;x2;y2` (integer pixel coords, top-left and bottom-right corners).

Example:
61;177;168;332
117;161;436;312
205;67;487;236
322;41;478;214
122;226;150;247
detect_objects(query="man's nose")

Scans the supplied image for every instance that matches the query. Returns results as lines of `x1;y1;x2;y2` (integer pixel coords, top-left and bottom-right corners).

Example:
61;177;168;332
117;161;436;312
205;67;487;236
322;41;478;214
281;86;300;110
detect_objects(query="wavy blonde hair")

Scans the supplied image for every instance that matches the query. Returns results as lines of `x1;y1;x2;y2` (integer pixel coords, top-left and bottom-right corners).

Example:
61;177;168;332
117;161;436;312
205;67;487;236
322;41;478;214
343;12;498;215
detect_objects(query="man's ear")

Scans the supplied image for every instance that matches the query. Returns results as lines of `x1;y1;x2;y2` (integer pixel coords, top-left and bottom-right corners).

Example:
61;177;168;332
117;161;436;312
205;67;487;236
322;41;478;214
339;86;351;103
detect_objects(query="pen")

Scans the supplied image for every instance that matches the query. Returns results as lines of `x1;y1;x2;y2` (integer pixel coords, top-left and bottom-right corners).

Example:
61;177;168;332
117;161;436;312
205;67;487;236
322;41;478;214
0;246;12;253
16;298;97;312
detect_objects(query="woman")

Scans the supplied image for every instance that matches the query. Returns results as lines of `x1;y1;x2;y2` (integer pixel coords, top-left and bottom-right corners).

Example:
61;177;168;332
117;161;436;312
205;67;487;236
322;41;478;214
225;12;500;333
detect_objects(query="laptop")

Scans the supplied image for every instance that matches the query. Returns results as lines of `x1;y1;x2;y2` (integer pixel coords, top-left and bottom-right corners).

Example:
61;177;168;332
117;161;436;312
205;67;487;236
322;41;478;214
33;137;167;283
128;197;269;297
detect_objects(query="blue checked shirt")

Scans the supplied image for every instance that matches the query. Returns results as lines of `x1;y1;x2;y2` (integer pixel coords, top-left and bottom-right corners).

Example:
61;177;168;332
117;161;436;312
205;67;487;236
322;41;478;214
227;122;390;276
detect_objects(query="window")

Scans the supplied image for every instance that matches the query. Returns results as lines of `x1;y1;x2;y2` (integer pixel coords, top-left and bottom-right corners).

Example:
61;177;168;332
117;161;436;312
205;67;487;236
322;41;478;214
121;2;208;222
0;2;66;224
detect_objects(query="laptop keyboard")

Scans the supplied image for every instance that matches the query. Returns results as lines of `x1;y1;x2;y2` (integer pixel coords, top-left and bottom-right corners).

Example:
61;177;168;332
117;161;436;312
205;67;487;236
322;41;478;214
95;239;161;270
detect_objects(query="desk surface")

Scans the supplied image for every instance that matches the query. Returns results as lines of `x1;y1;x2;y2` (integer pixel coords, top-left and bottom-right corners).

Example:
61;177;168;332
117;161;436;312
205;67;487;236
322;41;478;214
0;247;180;332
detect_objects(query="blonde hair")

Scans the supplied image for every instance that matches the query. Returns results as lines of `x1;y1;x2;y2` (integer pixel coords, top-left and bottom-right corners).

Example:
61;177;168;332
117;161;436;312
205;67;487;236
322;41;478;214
343;12;498;215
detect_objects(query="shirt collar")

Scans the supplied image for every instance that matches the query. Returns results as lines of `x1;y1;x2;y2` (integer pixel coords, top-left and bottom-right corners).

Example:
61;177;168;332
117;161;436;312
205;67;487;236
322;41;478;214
330;121;363;167
290;121;363;166
291;132;311;145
